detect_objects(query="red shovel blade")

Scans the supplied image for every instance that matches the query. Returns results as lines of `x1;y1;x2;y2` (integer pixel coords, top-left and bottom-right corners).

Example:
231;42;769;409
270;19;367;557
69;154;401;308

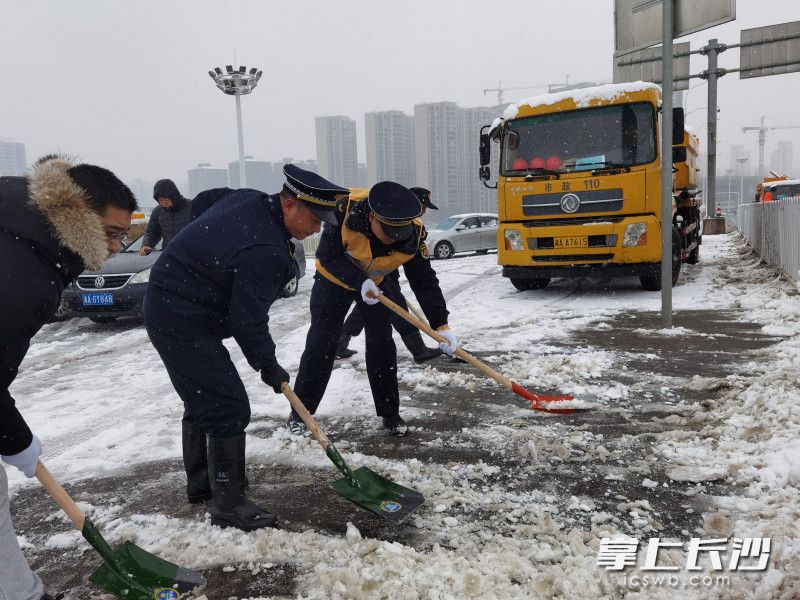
512;382;578;414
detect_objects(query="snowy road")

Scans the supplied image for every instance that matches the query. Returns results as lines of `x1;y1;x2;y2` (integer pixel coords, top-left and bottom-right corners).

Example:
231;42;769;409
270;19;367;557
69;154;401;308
9;235;800;599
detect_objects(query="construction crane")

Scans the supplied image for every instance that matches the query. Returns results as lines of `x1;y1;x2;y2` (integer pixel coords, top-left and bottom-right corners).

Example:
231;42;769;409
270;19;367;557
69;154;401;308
742;115;800;176
483;77;572;106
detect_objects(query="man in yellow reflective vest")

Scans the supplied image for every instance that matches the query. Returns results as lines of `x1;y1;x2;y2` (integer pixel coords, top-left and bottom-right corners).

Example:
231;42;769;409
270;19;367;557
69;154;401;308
291;181;458;436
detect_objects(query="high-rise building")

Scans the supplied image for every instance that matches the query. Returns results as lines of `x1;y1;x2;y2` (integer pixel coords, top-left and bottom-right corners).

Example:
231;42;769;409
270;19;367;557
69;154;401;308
127;178;154;208
414;102;465;218
315;116;358;187
461;106;499;214
228;157;275;193
0;141;26;176
770;141;793;177
187;163;229;197
364;110;415;187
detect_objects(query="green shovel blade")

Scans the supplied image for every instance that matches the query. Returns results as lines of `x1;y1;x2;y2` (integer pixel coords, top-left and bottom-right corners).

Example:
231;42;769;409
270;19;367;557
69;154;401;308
330;466;424;524
88;539;205;600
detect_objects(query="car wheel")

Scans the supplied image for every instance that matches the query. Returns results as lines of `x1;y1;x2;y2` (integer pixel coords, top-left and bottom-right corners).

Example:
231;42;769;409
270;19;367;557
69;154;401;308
89;316;117;323
434;242;454;259
510;277;550;291
281;274;299;298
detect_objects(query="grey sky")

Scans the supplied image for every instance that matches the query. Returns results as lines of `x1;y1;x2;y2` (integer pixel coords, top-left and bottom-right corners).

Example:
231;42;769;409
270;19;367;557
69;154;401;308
2;0;799;193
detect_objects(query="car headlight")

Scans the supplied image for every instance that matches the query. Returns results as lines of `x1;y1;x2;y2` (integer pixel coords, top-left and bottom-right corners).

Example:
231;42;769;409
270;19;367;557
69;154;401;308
504;229;524;251
129;268;151;284
622;223;647;247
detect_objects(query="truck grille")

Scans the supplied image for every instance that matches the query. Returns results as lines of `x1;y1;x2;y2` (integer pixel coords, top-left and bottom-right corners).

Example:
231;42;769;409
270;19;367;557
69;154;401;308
76;274;133;290
522;189;623;217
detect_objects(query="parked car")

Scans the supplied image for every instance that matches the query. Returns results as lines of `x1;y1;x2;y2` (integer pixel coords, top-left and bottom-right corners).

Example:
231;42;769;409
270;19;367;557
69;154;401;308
61;237;306;322
425;213;498;259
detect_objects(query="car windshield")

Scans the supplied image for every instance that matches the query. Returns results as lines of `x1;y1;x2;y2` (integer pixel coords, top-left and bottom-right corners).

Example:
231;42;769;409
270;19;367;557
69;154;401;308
122;237;163;253
431;217;462;230
772;184;800;200
501;102;656;175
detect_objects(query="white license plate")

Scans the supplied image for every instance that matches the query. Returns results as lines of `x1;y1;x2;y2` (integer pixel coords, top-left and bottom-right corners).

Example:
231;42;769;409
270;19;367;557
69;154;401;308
82;293;114;306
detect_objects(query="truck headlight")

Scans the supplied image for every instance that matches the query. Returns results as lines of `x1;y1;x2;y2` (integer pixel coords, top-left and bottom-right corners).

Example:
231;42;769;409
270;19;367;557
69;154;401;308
622;223;647;247
130;268;151;284
504;229;524;251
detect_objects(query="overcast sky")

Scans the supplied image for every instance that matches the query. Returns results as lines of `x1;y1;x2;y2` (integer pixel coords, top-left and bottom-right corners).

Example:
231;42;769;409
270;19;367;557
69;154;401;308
2;0;799;194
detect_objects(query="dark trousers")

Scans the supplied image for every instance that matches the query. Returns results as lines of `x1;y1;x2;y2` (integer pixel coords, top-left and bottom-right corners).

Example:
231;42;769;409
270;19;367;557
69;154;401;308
294;275;399;417
144;287;251;438
341;277;416;338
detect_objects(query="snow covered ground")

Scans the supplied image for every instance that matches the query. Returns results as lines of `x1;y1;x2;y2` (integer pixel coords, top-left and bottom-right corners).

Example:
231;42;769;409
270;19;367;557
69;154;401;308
8;233;800;599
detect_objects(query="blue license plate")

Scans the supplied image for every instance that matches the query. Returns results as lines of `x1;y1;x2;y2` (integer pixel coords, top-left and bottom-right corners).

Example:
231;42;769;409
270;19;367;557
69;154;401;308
82;293;114;306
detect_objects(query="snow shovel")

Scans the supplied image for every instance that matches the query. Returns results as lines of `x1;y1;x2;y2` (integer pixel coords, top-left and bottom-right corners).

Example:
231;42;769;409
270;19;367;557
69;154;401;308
35;461;205;600
282;382;424;524
375;294;580;415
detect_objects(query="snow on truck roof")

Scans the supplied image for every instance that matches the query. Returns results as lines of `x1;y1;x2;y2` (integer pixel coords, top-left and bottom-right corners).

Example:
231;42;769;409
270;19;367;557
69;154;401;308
765;179;800;189
489;81;661;134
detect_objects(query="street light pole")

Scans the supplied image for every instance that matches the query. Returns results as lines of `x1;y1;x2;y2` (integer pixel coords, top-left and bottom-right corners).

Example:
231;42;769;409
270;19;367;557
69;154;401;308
737;157;748;209
208;65;263;188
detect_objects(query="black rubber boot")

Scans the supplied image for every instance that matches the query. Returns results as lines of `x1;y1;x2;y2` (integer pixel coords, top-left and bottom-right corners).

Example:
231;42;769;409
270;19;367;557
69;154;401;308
335;334;357;358
401;331;443;363
208;433;276;531
182;419;211;504
382;415;409;436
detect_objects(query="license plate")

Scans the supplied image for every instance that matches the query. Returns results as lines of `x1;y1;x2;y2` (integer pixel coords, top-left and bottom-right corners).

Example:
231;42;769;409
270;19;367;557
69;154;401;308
554;236;588;248
82;293;114;306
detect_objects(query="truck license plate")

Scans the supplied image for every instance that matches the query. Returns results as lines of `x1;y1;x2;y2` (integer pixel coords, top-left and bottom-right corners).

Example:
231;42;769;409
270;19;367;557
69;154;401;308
554;236;588;248
82;293;114;306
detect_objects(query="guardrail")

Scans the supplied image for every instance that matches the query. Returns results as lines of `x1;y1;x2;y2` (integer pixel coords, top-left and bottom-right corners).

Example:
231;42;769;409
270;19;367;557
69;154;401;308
737;198;800;283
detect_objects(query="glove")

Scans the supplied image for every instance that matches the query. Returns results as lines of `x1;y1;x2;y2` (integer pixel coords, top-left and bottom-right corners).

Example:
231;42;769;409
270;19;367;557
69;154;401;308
361;279;382;305
1;435;42;478
437;327;459;357
261;360;290;393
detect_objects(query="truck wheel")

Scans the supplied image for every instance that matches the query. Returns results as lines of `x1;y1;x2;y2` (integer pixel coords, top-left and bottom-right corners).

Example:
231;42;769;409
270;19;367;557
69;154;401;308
434;242;454;259
510;277;550;291
640;228;682;290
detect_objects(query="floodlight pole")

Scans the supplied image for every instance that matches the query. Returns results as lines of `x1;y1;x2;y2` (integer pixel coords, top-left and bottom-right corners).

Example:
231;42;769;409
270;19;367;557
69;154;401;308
208;65;263;190
235;91;247;188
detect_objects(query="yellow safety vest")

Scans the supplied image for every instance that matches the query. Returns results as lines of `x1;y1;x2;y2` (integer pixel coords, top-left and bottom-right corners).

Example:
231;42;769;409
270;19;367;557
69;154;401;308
316;191;422;291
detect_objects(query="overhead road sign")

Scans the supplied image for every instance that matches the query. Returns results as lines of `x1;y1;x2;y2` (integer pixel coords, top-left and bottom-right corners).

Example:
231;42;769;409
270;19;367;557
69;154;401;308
613;41;691;90
614;0;736;56
739;20;800;79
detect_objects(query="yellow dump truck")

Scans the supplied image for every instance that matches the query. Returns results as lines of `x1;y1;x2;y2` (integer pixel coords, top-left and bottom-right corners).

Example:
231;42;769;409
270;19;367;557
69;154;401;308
478;82;701;291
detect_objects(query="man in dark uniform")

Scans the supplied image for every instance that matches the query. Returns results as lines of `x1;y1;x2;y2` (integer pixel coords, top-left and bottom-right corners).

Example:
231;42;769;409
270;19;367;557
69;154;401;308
143;165;345;531
335;186;441;362
290;181;459;437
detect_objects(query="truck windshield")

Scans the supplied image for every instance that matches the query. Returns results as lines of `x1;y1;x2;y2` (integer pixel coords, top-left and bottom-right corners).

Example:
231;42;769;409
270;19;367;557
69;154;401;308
771;184;800;200
501;102;656;175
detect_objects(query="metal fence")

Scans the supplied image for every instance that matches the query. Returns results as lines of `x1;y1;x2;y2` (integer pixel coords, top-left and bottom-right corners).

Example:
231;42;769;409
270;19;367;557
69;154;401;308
737;198;800;283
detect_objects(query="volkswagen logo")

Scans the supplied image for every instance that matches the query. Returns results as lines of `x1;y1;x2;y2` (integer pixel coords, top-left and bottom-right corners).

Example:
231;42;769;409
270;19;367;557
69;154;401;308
560;193;581;214
94;276;105;288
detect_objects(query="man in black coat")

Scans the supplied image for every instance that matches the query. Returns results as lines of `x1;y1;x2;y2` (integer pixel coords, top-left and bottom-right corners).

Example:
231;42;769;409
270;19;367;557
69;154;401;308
143;165;345;532
139;179;192;255
0;154;137;600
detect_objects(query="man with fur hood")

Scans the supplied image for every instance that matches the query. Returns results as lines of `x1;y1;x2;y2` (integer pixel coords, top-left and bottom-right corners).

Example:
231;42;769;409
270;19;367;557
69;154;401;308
139;178;191;255
0;155;137;600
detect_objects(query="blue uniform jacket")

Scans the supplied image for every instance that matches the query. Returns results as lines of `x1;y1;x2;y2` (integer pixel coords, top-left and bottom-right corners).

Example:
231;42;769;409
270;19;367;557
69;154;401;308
148;190;295;371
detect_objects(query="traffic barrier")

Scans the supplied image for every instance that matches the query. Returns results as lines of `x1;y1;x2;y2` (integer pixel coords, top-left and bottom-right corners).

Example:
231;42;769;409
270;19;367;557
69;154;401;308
738;198;800;283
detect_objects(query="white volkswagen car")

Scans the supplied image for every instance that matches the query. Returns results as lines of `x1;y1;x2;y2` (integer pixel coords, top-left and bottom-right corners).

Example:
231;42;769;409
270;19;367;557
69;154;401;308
425;213;499;259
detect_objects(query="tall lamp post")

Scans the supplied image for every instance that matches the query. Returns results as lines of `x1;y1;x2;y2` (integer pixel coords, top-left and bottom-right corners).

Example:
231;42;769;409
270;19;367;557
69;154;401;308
208;65;262;188
737;157;749;210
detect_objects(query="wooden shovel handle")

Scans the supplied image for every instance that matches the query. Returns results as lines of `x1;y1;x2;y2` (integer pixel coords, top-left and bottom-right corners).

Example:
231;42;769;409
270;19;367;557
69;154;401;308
35;461;85;531
281;382;330;450
375;294;515;391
